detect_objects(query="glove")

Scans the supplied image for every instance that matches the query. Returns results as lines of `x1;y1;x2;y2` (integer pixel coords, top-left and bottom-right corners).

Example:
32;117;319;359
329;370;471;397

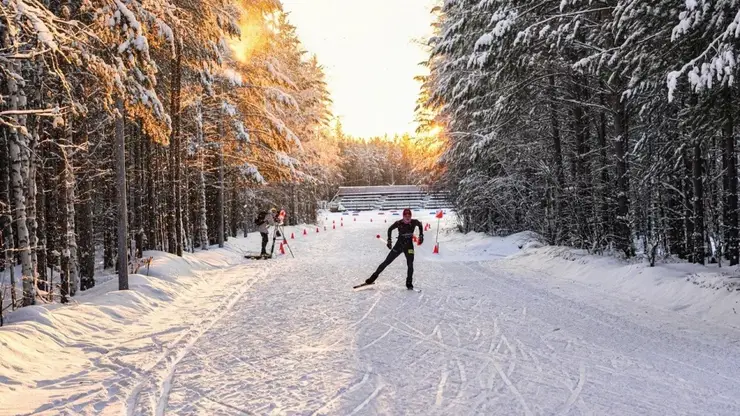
418;235;424;245
387;239;392;250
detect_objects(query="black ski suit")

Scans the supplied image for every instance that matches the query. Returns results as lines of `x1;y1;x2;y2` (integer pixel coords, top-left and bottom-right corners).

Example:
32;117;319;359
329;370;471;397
366;219;424;287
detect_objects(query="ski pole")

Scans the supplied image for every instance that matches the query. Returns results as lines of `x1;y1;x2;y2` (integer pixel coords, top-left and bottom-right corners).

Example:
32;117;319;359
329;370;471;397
435;217;440;246
376;234;389;246
281;226;295;258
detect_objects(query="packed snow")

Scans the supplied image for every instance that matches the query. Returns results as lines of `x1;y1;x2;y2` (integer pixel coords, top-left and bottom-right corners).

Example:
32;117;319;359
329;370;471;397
3;211;740;415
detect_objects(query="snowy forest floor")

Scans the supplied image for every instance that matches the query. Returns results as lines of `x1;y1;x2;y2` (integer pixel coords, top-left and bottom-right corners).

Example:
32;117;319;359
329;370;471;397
3;211;740;415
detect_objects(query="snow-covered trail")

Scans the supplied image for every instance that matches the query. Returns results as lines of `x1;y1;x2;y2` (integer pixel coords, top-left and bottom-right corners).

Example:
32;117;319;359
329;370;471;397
7;212;740;415
157;216;740;415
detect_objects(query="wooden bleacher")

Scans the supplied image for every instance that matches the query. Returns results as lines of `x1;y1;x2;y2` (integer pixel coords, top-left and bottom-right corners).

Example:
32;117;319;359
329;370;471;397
329;185;453;212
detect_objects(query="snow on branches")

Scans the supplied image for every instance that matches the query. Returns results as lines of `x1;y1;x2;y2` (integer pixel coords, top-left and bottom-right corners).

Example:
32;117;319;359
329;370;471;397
667;0;740;100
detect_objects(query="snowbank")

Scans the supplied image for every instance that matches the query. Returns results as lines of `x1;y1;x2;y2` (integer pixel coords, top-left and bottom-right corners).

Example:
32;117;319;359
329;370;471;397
0;237;257;413
4;242;249;327
426;230;540;261
498;245;740;328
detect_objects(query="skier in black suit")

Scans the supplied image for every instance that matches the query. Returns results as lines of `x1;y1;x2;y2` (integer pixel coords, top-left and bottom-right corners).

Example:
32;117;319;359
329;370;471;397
365;208;424;289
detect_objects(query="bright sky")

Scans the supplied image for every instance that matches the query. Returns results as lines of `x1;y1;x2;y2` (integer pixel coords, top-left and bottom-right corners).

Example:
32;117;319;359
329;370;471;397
281;0;436;138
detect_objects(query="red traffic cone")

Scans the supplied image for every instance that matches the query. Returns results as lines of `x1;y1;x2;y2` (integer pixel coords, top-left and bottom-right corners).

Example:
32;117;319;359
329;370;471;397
303;229;307;236
433;243;439;254
316;227;320;233
291;232;295;239
370;218;373;222
280;242;286;255
341;222;344;227
333;224;336;229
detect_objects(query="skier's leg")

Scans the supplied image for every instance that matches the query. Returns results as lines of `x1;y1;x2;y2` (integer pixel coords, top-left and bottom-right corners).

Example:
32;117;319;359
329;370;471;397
260;232;268;255
269;228;277;255
366;248;402;284
404;248;415;288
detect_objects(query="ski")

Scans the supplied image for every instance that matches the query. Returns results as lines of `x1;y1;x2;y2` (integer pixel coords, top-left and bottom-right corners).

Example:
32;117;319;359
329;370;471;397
353;282;374;289
244;255;271;260
352;282;420;292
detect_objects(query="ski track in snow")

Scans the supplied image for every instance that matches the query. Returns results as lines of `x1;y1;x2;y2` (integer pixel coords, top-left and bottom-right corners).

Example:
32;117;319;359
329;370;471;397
8;214;740;415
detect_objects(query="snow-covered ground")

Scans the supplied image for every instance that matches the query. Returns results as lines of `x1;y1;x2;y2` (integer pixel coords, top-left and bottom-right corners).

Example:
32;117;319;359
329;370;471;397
3;210;740;415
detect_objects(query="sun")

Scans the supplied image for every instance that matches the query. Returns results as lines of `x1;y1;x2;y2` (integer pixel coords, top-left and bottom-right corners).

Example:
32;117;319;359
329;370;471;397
228;13;269;63
426;124;443;138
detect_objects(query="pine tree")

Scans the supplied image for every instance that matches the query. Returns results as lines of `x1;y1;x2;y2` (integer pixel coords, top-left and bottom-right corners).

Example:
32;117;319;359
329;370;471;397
419;0;740;265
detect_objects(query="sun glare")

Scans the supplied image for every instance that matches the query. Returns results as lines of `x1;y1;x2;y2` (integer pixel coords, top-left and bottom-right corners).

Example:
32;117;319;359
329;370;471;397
425;125;443;138
228;14;268;63
281;0;436;138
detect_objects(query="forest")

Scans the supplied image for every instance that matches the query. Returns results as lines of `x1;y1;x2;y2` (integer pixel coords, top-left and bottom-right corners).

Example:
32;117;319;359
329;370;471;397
6;0;739;315
418;0;740;267
0;0;431;313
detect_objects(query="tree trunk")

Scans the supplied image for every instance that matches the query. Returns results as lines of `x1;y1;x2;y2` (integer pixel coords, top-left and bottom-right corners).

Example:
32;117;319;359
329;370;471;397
597;90;612;247
103;225;115;269
8;63;35;306
170;35;184;257
63;121;79;295
128;124;138;259
218;145;225;248
26;130;38;284
195;101;209;250
116;98;129;290
77;176;95;290
136;125;145;253
159;148;169;251
145;137;157;251
46;154;61;296
724;92;738;265
27;59;45;286
166;141;177;255
572;78;592;246
682;147;695;261
613;96;633;257
548;75;566;245
182;158;192;252
58;156;70;304
36;147;47;290
693;140;706;264
230;178;239;236
198;157;209;250
76;122;95;290
289;184;297;226
666;184;683;258
3;133;18;308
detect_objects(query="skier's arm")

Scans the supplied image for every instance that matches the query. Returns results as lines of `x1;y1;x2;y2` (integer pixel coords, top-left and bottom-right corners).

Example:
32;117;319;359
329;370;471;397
387;221;399;240
415;220;424;244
